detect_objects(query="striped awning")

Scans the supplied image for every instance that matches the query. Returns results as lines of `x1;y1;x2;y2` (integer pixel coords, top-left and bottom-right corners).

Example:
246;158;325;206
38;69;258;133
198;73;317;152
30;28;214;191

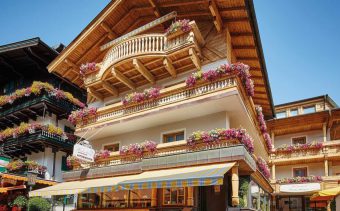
30;163;235;196
86;163;235;193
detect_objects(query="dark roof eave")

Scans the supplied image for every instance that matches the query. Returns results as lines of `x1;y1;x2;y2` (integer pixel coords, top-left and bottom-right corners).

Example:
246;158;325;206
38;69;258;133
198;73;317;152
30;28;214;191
0;37;58;56
246;0;275;118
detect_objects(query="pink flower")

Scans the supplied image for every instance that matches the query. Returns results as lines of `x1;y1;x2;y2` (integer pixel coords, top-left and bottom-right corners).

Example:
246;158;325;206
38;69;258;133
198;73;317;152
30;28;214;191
185;75;196;87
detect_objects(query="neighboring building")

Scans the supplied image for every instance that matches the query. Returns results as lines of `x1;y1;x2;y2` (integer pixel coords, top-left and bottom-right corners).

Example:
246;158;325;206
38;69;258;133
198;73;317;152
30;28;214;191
0;38;86;207
33;0;275;211
26;1;340;211
268;95;340;211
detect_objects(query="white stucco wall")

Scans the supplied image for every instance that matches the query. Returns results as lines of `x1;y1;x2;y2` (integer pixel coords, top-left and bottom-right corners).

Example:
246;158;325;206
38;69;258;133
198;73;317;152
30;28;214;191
91;112;229;150
275;162;325;179
274;130;324;147
26;148;66;182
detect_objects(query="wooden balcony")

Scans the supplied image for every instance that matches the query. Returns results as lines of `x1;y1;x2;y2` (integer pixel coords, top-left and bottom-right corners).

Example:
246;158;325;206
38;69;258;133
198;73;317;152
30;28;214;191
76;75;247;132
63;140;256;181
271;175;340;194
0;92;81;130
270;140;340;165
2;130;77;157
84;21;204;99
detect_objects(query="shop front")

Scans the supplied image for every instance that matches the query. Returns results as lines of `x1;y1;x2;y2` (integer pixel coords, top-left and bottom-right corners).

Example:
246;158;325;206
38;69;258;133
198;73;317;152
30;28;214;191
274;183;327;211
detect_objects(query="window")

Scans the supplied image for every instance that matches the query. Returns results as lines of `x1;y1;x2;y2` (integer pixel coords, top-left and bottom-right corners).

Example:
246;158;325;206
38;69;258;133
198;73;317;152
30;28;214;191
104;143;120;152
64;126;75;134
163;188;185;205
304;106;316;114
290;109;298;116
293;167;307;177
163;131;185;143
292;136;307;145
78;190;151;209
276;111;286;119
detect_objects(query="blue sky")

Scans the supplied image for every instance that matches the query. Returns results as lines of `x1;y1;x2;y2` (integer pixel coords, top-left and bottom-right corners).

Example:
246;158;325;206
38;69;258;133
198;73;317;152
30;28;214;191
1;1;339;105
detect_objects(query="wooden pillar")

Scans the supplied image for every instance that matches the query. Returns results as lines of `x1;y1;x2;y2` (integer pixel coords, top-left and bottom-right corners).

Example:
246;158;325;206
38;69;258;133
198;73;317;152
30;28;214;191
271;132;275;148
187;187;194;206
323;123;327;142
324;160;329;176
151;188;157;207
327;200;331;211
231;165;239;207
272;164;276;180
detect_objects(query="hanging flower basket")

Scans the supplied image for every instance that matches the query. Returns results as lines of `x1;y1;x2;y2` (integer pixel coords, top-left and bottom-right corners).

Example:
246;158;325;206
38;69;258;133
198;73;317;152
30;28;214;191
165;19;192;39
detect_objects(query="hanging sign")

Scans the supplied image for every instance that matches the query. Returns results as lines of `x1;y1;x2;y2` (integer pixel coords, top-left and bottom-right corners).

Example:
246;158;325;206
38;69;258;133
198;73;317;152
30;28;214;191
73;142;95;163
100;11;177;51
280;183;321;193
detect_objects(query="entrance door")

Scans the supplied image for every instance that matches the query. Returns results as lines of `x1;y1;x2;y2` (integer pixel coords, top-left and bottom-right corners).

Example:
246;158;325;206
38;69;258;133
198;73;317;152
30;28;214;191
277;197;303;211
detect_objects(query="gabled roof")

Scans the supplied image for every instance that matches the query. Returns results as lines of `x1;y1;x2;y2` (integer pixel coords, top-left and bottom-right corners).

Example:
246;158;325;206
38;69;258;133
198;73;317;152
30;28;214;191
47;0;274;117
0;37;58;84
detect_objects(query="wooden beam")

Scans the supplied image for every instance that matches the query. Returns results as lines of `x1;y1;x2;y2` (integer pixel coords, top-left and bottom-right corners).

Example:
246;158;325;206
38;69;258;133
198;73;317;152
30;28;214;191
224;17;249;23
148;0;161;17
220;6;246;13
111;68;136;90
177;11;210;18
237;56;258;61
76;34;108;65
64;59;78;69
233;45;256;49
133;59;155;84
189;48;201;70
100;22;117;40
230;32;253;37
163;58;177;78
87;87;103;101
102;81;119;97
159;0;207;7
208;0;223;32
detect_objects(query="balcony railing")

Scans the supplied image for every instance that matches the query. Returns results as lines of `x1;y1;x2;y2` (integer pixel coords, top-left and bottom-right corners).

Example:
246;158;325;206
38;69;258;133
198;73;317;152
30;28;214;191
0;92;80;119
78;76;239;128
84;21;203;85
63;140;256;181
2;130;77;155
271;140;340;164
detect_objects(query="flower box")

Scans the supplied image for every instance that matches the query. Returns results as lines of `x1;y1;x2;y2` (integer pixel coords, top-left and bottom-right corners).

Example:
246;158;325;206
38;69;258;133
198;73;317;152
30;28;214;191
166;29;187;40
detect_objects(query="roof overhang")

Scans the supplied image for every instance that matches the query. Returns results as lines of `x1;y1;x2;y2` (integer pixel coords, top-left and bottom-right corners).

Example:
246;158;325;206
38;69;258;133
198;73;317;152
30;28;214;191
48;0;274;117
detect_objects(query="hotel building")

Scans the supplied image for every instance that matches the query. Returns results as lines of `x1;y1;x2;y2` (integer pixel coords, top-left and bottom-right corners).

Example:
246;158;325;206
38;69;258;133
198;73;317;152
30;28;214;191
27;0;340;211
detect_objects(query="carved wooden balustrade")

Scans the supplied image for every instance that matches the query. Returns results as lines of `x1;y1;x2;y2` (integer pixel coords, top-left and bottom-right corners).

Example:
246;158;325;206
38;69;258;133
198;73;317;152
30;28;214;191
270;140;340;165
78;76;239;128
84;21;203;85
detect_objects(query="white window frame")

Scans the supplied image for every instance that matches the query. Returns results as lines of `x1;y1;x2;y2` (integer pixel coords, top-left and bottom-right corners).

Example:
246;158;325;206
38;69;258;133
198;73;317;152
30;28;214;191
161;128;186;143
291;166;309;177
102;141;121;151
291;135;307;145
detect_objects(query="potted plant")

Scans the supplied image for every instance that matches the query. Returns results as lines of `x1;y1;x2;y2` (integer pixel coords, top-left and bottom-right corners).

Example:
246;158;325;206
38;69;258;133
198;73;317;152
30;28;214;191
11;196;27;211
165;19;192;39
28;197;51;211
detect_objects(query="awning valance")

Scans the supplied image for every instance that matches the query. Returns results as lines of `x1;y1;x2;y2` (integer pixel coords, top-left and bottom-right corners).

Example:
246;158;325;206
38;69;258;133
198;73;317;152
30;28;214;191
311;186;340;201
0;185;26;193
0;173;57;186
30;163;235;196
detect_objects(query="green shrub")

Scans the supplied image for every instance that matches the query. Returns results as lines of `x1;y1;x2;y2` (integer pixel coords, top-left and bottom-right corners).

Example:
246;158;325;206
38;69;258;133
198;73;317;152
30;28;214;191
28;197;51;211
12;196;27;208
